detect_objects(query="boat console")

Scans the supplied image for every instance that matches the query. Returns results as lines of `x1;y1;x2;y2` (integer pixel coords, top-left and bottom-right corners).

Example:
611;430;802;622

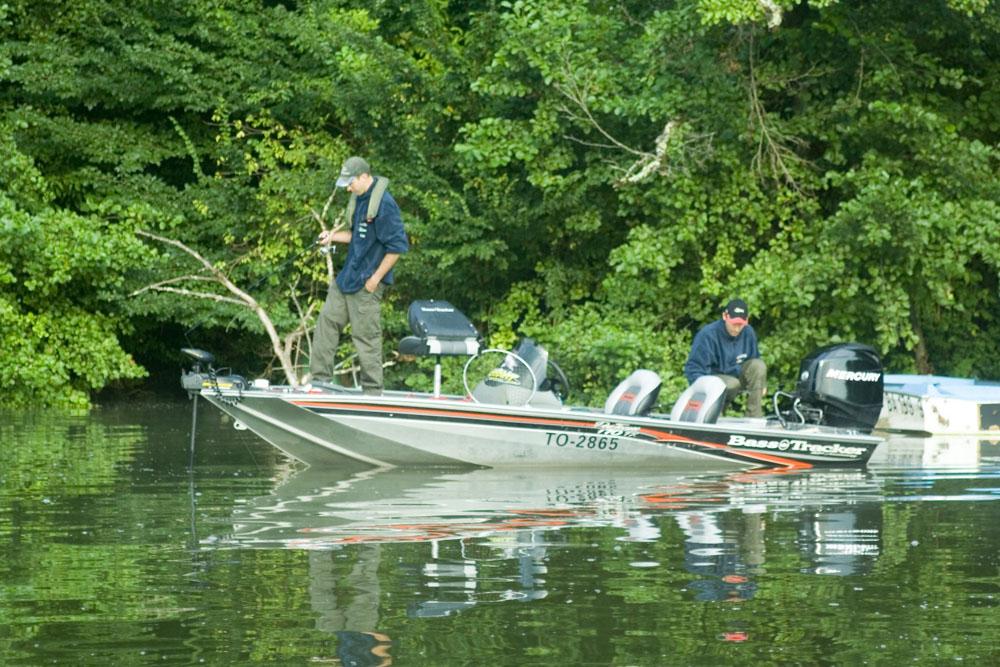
397;300;569;406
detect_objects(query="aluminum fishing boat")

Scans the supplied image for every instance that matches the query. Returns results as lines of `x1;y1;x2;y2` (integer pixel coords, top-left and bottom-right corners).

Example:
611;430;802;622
877;374;1000;435
182;301;885;470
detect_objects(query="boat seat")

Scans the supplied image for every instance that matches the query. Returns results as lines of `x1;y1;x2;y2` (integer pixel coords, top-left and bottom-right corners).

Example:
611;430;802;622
604;370;662;416
398;335;479;357
398;299;482;358
398;300;482;397
670;375;727;423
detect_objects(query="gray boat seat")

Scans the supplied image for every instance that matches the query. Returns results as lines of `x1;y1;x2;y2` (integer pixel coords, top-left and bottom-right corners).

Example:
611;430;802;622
670;375;727;423
604;370;662;416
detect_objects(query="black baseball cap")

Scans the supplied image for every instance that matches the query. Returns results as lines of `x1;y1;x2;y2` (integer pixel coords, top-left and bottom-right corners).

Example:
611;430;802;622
723;299;749;324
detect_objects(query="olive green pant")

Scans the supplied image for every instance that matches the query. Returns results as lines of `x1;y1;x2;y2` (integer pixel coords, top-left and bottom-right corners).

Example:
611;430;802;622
311;282;386;394
717;358;767;417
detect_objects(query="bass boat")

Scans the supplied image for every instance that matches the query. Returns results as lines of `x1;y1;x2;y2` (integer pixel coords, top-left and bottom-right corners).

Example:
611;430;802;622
181;300;885;470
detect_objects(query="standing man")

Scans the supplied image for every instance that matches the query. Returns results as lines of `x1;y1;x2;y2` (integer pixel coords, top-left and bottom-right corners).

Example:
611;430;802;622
311;156;408;395
683;298;767;417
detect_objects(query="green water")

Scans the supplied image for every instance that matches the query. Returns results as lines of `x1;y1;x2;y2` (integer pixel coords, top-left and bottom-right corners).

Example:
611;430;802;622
2;401;999;665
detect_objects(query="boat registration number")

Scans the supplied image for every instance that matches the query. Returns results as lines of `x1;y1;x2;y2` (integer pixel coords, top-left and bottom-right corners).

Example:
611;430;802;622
545;432;620;450
883;392;924;418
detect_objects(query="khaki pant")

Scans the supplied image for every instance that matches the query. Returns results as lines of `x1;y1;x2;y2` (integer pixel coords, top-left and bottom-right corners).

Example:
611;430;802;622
311;282;385;394
716;358;767;417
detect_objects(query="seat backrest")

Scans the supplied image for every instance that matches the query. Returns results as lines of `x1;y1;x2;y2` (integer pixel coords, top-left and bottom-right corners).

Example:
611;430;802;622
670;375;727;423
604;370;662;416
511;338;549;390
408;300;478;340
400;300;481;357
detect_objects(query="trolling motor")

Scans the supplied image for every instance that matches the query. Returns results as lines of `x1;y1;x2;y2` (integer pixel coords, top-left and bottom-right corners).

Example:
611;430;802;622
180;348;216;468
772;342;884;433
181;348;216;394
181;347;248;398
181;348;251;463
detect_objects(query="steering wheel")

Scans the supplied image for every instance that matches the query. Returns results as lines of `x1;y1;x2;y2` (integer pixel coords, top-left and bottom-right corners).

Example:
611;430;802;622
463;349;537;406
540;359;571;401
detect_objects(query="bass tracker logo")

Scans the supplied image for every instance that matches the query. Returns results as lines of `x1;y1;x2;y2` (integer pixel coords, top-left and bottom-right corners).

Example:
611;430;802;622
727;434;867;458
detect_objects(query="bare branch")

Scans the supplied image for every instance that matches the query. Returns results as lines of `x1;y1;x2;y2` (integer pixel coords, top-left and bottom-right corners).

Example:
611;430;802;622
560;135;623;151
745;28;806;188
759;0;783;30
617;121;679;185
551;50;647;158
136;228;262;308
549;50;715;185
128;274;218;297
136;229;218;275
134;285;245;305
134;228;313;385
320;186;339;223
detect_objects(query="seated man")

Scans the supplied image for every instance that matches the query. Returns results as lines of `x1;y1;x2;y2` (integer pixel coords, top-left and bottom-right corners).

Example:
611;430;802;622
683;298;767;417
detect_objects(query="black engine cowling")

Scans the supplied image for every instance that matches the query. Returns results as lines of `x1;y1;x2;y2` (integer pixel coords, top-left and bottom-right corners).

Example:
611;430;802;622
788;342;884;432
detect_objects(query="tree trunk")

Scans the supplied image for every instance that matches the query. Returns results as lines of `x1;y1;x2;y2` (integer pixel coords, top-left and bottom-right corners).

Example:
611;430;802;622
910;311;932;374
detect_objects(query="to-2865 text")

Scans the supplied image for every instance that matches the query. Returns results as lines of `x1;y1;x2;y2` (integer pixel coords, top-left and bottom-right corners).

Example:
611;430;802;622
545;432;620;450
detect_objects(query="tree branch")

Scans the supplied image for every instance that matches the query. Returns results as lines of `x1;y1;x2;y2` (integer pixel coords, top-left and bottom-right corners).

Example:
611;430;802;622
134;229;314;386
132;285;245;305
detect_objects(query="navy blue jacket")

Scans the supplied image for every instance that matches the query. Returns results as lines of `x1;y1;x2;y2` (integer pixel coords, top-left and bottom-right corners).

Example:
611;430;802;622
335;177;409;294
683;319;761;384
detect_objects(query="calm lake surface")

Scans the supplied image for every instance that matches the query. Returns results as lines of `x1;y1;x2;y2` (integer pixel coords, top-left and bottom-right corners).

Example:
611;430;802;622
2;399;1000;666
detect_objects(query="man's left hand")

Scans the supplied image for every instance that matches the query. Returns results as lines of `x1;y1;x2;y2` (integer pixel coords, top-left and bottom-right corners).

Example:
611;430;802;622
365;276;379;293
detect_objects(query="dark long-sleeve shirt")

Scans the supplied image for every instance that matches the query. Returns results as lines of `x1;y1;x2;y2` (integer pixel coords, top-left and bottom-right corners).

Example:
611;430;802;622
335;177;409;294
683;319;760;384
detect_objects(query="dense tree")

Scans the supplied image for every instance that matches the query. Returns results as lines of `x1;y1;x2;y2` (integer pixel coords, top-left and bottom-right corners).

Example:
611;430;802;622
2;0;999;407
455;0;1000;400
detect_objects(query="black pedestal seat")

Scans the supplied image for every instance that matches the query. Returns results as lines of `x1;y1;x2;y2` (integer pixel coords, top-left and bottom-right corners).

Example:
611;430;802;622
398;300;482;396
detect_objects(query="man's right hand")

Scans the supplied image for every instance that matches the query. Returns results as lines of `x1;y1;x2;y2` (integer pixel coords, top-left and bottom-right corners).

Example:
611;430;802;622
318;223;346;246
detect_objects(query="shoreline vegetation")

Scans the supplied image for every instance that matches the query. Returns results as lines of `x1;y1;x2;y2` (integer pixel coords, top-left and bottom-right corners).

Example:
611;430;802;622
3;0;1000;409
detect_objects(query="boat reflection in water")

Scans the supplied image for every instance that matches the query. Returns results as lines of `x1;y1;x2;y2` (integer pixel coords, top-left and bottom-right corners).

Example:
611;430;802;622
198;434;997;662
214;432;994;547
212;462;893;601
869;432;1000;468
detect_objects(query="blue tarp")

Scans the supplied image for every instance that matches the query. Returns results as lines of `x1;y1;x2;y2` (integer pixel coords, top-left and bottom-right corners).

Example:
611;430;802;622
883;374;1000;401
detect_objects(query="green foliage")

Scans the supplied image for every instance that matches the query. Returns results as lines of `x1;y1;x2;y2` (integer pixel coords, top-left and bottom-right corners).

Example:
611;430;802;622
0;182;150;407
3;0;1000;406
461;0;1000;395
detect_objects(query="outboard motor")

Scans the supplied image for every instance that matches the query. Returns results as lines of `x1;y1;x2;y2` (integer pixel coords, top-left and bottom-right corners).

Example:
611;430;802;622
776;343;883;432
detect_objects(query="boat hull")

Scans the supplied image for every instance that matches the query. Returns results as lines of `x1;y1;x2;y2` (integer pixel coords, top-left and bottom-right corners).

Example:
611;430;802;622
878;374;1000;435
198;386;881;470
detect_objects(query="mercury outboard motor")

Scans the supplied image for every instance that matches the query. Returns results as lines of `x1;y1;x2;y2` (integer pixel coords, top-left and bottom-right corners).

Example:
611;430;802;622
774;343;883;433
